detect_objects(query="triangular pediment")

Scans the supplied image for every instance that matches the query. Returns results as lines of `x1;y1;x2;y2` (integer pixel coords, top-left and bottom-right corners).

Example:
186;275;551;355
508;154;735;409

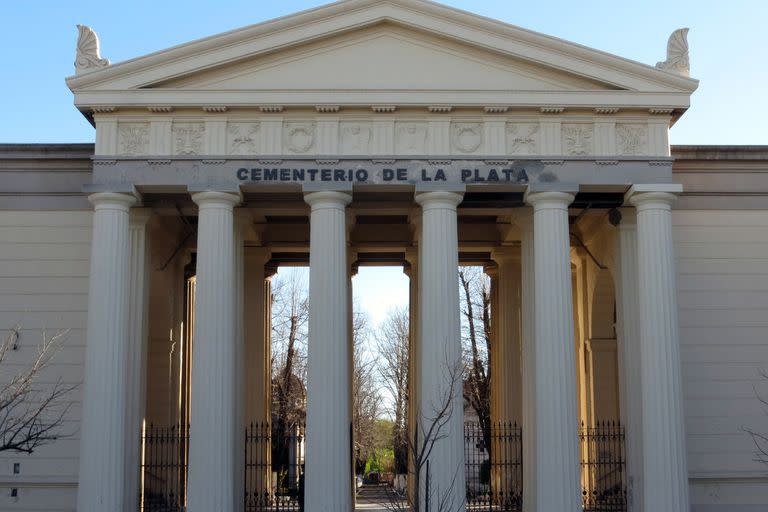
67;0;698;111
147;24;621;93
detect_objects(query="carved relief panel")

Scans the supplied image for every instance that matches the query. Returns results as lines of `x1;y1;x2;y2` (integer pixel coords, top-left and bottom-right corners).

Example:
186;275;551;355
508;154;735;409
562;124;594;156
395;122;428;154
340;122;372;154
227;122;260;155
118;123;149;155
616;124;648;155
284;122;316;154
172;123;205;155
506;123;539;155
451;122;483;154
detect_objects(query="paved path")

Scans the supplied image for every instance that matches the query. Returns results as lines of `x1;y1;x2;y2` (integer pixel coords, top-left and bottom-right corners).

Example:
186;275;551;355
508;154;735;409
355;483;402;510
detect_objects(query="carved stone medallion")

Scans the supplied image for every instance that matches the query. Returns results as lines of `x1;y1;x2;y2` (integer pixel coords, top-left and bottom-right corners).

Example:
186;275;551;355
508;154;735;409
172;123;205;155
452;123;483;153
284;122;316;154
562;125;594;155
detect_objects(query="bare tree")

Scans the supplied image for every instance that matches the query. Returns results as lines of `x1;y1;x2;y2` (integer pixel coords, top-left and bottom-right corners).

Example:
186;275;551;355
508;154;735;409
353;310;380;473
458;268;492;455
386;355;466;512
375;307;410;474
742;369;768;465
0;325;75;453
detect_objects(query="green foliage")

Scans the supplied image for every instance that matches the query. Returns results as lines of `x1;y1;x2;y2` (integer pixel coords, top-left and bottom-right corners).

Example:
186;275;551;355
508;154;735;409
364;447;395;475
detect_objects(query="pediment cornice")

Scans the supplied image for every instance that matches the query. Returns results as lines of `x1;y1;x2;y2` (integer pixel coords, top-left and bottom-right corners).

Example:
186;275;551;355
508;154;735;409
66;0;698;104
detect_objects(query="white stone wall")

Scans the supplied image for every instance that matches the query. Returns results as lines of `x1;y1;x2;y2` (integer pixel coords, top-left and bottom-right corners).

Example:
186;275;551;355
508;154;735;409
0;211;92;512
674;210;768;510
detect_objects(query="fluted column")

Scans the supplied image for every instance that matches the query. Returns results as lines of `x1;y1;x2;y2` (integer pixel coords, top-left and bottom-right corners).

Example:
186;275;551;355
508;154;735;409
627;186;689;512
234;211;247;512
77;192;137;512
124;209;151;512
405;247;420;501
613;208;643;512
490;248;522;424
524;191;580;512
490;248;522;507
187;191;241;512
244;247;272;502
304;191;353;512
415;191;466;512
518;211;536;512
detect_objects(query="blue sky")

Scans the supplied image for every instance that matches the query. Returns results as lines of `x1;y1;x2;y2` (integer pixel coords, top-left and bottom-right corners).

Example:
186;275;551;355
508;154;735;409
1;0;765;144
2;0;765;322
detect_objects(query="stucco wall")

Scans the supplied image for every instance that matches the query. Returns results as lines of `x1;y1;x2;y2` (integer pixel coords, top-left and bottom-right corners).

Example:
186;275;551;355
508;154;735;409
0;210;92;511
675;210;768;510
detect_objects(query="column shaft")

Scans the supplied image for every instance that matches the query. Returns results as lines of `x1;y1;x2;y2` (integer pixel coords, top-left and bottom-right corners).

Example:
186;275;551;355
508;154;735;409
519;212;536;512
415;191;465;512
614;209;643;512
124;209;151;512
526;191;581;512
77;192;137;512
187;191;241;512
304;191;353;512
628;190;689;512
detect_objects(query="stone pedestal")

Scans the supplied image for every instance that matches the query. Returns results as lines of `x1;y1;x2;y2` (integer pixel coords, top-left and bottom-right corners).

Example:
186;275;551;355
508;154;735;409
525;191;581;512
628;187;690;512
304;191;353;512
187;191;241;512
77;192;137;512
415;191;466;512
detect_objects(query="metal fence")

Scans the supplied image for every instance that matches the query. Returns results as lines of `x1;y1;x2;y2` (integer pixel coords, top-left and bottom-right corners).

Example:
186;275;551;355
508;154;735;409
141;421;624;512
464;421;523;510
580;421;626;512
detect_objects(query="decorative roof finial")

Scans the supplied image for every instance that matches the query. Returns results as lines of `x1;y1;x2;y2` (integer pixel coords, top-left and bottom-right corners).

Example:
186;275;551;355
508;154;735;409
75;24;110;74
656;28;690;77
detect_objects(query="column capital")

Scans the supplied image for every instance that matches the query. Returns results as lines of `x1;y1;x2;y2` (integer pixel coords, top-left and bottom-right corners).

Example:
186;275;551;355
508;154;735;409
191;190;242;209
625;183;683;210
414;190;463;210
88;191;138;211
129;207;153;227
491;245;520;264
524;190;575;210
304;190;352;210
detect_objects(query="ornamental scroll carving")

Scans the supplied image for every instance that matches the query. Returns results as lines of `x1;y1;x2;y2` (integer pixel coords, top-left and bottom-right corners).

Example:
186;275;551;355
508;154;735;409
228;123;260;155
284;122;316;154
656;28;690;77
118;123;149;155
172;123;204;155
506;123;539;155
616;124;648;155
75;25;110;74
452;123;483;153
562;125;593;155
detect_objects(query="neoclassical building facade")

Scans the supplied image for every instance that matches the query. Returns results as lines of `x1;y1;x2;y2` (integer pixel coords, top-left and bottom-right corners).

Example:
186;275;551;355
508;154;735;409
1;1;766;511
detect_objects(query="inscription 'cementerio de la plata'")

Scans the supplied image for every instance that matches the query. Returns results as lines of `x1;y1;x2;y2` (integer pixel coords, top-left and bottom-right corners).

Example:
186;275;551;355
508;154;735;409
236;166;530;184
